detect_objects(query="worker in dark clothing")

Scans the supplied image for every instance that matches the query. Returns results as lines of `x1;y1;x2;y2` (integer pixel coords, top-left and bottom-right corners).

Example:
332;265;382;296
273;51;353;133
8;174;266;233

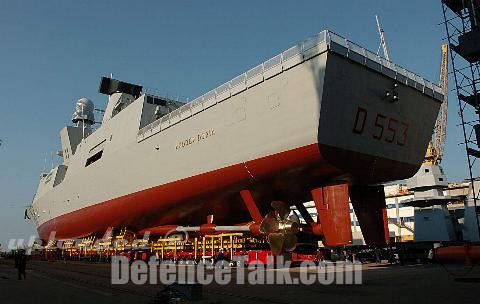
14;251;19;269
17;250;27;280
399;246;406;266
215;249;229;268
216;249;228;262
387;246;396;264
374;248;381;263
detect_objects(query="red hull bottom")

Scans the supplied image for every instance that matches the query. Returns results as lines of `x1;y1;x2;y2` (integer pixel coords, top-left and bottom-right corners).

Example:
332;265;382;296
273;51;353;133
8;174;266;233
37;143;413;241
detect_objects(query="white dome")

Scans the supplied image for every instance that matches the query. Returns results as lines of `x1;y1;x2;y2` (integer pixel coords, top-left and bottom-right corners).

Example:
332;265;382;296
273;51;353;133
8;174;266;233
72;97;95;124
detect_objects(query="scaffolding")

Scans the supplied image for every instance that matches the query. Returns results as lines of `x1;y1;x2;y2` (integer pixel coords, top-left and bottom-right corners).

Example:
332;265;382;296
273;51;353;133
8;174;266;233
150;233;267;262
441;0;480;237
46;230;271;263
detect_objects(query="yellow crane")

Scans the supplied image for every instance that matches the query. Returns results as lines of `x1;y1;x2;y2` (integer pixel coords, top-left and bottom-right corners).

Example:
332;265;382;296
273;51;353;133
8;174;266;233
424;44;449;165
374;16;448;165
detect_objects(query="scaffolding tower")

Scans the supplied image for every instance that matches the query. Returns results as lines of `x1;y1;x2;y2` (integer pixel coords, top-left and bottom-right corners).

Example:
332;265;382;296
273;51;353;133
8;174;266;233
441;0;480;238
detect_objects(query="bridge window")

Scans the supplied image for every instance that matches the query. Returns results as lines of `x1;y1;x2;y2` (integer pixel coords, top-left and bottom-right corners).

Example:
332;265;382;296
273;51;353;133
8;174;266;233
85;150;103;167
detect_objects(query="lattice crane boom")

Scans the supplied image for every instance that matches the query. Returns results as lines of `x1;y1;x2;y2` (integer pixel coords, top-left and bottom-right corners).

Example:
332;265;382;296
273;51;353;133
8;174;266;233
425;44;449;165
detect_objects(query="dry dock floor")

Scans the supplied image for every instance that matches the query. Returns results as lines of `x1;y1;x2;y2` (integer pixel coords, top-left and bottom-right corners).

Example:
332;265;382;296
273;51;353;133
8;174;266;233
0;258;479;303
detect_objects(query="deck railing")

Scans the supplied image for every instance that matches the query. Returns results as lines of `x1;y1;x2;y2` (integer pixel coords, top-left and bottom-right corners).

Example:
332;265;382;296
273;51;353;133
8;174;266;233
137;30;444;142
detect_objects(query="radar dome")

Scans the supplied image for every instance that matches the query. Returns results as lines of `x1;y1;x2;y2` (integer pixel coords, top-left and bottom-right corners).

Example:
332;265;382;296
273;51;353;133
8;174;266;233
72;97;95;124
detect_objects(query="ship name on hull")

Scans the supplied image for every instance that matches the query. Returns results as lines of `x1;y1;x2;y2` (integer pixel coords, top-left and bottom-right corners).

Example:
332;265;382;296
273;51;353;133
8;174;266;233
175;129;215;150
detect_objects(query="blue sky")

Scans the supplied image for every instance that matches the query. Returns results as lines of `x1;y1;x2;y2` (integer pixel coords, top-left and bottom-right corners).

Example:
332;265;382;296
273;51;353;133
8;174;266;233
0;0;469;249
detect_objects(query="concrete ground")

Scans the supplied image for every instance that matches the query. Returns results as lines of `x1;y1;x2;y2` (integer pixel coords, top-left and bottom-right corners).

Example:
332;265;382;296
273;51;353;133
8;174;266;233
0;258;479;304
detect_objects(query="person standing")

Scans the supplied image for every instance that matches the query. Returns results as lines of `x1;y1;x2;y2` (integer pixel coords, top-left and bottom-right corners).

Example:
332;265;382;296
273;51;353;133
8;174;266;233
215;248;230;269
374;248;381;264
14;251;19;269
17;250;27;280
216;249;228;262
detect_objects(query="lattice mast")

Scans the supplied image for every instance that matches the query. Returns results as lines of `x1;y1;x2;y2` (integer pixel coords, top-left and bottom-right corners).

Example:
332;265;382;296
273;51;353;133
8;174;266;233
376;15;390;61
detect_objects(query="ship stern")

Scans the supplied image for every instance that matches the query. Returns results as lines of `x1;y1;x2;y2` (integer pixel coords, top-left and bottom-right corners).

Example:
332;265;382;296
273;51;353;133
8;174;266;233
317;51;442;184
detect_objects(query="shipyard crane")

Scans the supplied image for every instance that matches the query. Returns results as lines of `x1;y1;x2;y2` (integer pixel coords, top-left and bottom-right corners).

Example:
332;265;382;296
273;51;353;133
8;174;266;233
376;14;448;164
374;18;451;241
424;44;449;165
405;45;453;242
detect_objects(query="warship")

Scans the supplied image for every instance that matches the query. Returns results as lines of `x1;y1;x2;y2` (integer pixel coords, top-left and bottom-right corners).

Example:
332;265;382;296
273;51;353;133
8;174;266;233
27;30;443;248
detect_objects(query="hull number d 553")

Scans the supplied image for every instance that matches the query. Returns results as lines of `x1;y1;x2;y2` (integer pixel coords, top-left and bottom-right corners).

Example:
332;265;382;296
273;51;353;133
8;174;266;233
352;106;409;146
